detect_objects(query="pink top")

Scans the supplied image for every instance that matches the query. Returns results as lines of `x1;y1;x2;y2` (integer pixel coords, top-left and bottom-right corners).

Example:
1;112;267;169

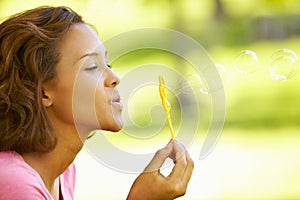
0;151;76;200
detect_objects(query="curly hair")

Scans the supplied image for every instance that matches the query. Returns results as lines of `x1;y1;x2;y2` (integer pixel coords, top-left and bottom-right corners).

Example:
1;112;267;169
0;6;84;153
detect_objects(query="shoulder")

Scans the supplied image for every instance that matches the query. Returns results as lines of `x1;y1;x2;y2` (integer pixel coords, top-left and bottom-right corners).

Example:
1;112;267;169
0;151;52;200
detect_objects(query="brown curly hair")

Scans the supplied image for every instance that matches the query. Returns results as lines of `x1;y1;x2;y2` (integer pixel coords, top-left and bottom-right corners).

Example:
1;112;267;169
0;6;84;153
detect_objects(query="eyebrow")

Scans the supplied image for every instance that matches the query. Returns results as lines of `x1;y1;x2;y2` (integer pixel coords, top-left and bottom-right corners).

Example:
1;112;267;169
79;50;108;60
79;52;99;59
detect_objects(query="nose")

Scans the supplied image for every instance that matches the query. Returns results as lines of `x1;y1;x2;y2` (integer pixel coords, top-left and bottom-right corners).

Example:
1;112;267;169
105;68;120;87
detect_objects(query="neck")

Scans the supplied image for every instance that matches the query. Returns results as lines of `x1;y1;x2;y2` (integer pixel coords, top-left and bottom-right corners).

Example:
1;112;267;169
21;128;85;193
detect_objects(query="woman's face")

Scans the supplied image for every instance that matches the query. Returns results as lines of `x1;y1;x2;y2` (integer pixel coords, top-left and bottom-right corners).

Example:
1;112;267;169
44;23;123;134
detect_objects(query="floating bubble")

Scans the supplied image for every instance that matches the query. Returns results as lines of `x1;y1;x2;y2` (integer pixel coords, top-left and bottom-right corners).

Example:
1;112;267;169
269;48;299;81
173;74;209;95
187;74;209;95
233;50;258;75
175;64;227;96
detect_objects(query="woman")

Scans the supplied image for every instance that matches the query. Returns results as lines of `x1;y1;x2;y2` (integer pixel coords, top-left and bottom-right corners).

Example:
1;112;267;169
0;6;194;200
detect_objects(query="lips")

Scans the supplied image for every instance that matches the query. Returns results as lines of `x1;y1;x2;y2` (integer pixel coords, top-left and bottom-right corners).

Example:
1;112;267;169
111;95;123;110
112;95;121;103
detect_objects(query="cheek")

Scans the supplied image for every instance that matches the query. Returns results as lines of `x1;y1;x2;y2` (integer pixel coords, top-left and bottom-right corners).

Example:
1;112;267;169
94;85;108;122
49;67;79;124
51;71;98;125
51;86;74;124
72;75;102;127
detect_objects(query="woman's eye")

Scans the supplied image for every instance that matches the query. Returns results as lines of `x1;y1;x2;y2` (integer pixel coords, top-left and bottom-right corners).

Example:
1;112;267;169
85;65;98;71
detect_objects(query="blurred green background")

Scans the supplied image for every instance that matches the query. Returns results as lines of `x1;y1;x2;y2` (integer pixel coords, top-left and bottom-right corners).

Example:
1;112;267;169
1;0;300;199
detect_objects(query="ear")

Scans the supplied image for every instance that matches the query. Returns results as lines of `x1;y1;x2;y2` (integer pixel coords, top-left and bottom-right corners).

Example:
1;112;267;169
42;89;53;107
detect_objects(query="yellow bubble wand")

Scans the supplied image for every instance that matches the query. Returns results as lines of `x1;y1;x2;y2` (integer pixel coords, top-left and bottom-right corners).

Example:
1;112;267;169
158;75;175;140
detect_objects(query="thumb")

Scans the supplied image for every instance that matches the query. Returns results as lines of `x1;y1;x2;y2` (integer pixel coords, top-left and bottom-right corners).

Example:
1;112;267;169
144;140;173;173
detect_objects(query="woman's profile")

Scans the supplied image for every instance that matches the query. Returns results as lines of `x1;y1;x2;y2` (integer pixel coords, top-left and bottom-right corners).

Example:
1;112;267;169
0;6;193;200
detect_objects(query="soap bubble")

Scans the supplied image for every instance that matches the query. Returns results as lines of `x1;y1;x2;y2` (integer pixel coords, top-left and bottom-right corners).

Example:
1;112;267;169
233;50;259;75
269;48;299;81
189;74;209;95
176;64;226;96
173;73;209;95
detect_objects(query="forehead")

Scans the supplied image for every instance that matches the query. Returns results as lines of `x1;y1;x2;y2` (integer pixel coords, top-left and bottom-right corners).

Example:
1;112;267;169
58;23;105;64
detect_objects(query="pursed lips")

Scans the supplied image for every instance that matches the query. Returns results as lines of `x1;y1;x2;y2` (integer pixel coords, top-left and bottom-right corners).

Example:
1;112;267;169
111;95;123;110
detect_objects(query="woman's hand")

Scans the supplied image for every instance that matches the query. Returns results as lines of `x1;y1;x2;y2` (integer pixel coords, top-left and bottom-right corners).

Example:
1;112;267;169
127;140;194;200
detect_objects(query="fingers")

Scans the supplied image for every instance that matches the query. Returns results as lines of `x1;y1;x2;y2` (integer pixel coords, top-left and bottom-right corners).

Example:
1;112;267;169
168;140;187;179
139;140;194;199
181;149;194;187
144;139;194;189
144;140;173;173
168;140;194;190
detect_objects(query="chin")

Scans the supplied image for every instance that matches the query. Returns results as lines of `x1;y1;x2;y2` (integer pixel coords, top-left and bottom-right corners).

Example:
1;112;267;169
102;120;123;132
109;127;122;132
111;122;123;132
104;126;122;132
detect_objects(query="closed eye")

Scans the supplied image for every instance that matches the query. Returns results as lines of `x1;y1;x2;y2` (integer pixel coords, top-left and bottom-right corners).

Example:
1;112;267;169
85;65;98;71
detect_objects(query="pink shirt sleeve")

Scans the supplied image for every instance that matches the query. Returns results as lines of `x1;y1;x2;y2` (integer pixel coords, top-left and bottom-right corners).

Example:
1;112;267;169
0;151;76;200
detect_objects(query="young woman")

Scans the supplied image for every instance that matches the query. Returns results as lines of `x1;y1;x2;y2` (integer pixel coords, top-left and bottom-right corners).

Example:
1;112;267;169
0;6;194;200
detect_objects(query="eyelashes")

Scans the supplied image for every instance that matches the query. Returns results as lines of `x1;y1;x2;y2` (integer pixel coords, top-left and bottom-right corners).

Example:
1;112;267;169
85;65;98;71
84;63;112;71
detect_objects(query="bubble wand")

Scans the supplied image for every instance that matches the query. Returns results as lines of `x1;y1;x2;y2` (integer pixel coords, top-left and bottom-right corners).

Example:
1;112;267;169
158;75;175;140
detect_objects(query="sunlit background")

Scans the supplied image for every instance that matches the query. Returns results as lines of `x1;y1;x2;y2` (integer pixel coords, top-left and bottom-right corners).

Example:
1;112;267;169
1;0;300;199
